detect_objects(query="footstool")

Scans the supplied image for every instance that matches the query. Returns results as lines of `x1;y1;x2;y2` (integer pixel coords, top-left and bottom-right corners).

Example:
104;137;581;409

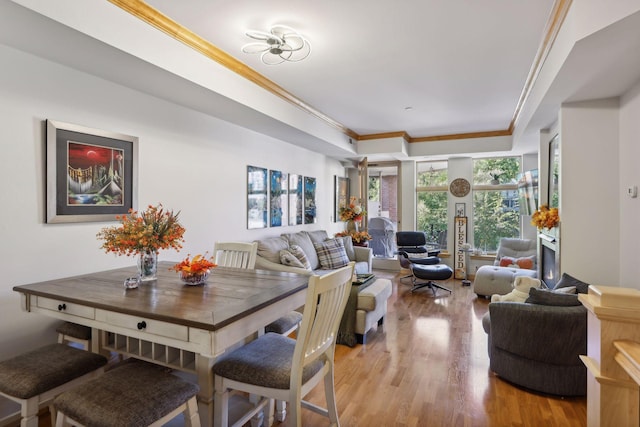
473;265;538;297
409;264;453;295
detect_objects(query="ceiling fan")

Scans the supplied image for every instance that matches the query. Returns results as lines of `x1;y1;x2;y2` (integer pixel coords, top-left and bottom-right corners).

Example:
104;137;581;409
241;25;311;65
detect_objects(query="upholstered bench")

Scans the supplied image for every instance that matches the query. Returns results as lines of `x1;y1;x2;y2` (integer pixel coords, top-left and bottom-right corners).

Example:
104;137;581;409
53;359;201;427
473;265;538;297
0;343;108;427
355;278;393;344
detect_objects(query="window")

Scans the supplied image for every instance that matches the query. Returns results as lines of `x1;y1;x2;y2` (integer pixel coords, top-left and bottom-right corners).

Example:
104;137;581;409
416;161;448;250
472;157;521;253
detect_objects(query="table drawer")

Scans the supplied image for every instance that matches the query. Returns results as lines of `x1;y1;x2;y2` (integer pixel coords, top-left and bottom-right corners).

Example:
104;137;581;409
36;296;95;319
95;309;189;342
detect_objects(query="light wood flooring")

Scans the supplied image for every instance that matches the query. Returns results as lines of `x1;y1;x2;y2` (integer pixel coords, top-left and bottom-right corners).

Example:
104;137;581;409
35;269;587;426
291;270;587;427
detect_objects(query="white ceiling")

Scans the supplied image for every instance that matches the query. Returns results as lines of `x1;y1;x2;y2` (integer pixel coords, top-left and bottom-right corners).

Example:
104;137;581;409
145;0;555;139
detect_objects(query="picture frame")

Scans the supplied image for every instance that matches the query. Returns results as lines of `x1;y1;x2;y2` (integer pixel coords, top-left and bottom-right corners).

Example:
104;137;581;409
455;203;466;218
46;120;138;224
304;176;317;224
247;165;268;229
334;176;349;222
269;170;288;227
289;174;303;225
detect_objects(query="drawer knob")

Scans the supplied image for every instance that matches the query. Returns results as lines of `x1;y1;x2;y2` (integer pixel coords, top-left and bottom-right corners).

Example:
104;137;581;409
57;303;66;311
137;321;147;330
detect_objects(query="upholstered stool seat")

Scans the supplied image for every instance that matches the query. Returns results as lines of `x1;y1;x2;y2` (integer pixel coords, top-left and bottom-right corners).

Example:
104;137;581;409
53;359;201;427
56;322;91;349
410;264;453;295
0;343;108;427
264;311;303;336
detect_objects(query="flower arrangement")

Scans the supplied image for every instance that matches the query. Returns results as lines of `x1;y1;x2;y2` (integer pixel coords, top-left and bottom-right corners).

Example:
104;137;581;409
97;204;185;256
171;253;217;285
339;197;366;222
531;204;560;230
171;253;217;275
335;230;372;244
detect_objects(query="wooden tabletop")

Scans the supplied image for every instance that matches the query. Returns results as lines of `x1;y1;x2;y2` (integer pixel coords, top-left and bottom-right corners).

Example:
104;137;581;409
13;262;309;331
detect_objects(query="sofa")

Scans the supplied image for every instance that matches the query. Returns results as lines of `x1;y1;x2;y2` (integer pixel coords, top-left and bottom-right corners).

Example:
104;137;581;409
473;237;538;297
254;230;389;345
482;273;589;396
254;230;372;275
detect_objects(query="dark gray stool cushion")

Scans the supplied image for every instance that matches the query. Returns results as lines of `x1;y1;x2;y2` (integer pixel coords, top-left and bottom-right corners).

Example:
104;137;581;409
0;343;107;399
53;359;199;427
411;264;453;280
213;333;323;389
264;311;303;334
55;322;91;340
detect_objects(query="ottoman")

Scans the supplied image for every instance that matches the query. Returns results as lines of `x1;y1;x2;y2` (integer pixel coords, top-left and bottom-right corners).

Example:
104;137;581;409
473;265;537;297
355;278;393;344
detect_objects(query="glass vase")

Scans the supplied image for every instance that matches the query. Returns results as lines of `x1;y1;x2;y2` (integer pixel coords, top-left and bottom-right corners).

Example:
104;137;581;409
346;220;359;233
137;250;158;282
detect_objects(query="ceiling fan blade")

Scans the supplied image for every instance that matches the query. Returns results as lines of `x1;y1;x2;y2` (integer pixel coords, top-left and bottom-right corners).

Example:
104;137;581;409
245;30;273;41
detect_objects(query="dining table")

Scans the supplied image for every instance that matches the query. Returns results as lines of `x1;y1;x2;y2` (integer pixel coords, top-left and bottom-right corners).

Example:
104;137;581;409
13;261;309;427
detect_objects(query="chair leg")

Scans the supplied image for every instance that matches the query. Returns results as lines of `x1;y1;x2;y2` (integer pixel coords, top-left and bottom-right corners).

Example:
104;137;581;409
213;376;229;427
323;364;340;426
274;399;287;422
184;396;201;427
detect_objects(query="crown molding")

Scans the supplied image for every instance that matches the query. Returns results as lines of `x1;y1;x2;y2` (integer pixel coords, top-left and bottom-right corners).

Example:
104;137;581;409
108;0;568;146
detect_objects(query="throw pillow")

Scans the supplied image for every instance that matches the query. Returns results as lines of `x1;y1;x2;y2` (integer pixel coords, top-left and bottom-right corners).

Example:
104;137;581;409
499;255;535;269
525;287;581;306
288;245;311;270
283;232;319;270
314;238;350;269
279;250;305;268
335;235;355;261
552;285;576;294
554;273;590;294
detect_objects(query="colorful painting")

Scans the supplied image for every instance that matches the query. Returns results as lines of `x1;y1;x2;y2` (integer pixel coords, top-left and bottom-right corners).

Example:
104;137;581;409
46;120;137;223
270;170;288;227
304;176;317;224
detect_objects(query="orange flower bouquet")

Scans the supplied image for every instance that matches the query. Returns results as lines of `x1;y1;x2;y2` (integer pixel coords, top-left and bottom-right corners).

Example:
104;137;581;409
335;230;372;244
171;253;217;285
97;204;185;256
339;197;366;222
531;204;560;230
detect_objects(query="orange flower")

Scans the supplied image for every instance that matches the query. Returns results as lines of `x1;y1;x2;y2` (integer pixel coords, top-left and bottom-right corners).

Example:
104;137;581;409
97;204;185;256
339;197;366;221
531;205;559;230
171;253;217;275
334;230;372;243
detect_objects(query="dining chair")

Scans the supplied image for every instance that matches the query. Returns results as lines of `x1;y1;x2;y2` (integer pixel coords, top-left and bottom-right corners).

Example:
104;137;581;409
212;262;355;427
213;241;258;269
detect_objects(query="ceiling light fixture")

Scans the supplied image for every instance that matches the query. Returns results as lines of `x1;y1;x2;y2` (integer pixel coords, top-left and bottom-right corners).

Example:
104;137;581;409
242;25;311;65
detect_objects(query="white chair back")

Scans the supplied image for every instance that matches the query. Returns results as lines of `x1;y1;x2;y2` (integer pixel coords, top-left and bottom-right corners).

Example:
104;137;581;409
291;262;354;385
213;241;258;269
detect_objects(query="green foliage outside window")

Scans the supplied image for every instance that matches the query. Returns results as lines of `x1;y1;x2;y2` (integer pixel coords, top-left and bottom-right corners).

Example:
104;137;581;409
416;162;448;249
473;157;521;252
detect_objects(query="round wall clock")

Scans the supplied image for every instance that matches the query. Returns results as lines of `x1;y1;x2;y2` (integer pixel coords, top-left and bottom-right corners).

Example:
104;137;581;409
449;178;470;197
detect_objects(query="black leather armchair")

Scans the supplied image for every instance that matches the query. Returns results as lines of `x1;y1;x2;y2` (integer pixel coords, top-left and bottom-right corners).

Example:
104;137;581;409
395;231;440;256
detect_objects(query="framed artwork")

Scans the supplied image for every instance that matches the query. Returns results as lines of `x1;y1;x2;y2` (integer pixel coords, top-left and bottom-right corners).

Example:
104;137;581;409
247;165;268;229
304;176;317;224
269;170;288;227
46;119;138;224
289;174;303;225
334;176;349;222
455;203;465;218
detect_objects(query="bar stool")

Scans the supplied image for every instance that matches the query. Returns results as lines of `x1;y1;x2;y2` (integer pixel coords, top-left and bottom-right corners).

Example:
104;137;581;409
53;359;201;427
56;322;91;350
0;343;108;427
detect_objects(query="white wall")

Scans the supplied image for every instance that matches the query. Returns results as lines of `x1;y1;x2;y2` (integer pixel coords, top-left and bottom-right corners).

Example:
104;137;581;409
619;81;640;289
559;98;620;287
0;43;345;360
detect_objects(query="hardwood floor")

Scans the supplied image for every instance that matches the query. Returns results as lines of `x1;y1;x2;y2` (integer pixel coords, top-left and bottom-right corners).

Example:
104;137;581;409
34;269;586;426
291;270;587;427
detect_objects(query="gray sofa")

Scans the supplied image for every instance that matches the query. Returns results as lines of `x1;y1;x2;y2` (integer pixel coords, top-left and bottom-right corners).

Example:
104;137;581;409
254;230;372;275
482;273;589;396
